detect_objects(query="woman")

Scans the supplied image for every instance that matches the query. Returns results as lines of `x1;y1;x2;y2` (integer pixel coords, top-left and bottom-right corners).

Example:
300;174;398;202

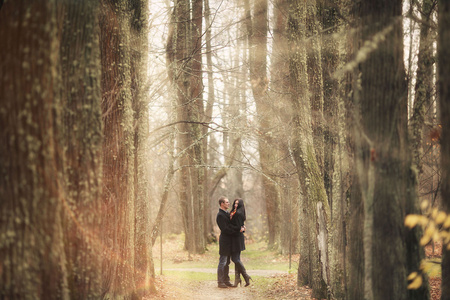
230;198;252;287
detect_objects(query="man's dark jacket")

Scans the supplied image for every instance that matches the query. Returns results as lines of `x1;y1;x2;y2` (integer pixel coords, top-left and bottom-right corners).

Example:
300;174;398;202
216;209;240;256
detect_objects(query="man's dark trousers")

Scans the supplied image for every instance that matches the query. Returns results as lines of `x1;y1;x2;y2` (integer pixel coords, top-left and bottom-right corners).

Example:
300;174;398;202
217;255;231;285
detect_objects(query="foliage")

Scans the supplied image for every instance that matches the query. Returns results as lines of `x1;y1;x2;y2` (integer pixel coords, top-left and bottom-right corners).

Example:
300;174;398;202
405;201;448;289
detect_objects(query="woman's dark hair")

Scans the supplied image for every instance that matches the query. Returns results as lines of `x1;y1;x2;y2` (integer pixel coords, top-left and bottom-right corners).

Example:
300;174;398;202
231;198;246;221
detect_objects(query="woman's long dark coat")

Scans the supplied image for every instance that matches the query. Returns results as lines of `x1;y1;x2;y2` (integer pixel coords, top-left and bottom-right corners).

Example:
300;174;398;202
230;204;246;253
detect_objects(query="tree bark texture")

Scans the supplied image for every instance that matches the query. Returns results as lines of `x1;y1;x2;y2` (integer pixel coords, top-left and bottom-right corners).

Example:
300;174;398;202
99;1;137;297
203;0;215;237
411;0;435;176
0;1;69;298
129;0;157;295
405;4;434;299
246;0;282;250
270;0;300;255
288;0;330;297
306;0;324;175
166;0;206;254
438;0;450;298
319;0;350;297
59;1;103;298
355;1;409;299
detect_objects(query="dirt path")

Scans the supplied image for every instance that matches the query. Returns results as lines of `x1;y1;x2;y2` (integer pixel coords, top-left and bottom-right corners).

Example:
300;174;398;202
164;268;288;276
149;268;288;300
148;238;309;299
153;277;259;300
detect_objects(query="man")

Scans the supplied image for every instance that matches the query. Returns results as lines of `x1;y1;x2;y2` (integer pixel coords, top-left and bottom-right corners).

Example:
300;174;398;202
216;196;243;288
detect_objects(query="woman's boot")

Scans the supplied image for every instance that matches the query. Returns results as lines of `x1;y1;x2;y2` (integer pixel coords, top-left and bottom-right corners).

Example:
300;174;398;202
241;270;252;287
234;271;242;287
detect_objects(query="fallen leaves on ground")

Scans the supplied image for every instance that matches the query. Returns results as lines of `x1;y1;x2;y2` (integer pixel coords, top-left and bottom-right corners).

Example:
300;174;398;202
425;241;442;300
429;277;441;300
262;273;312;300
425;240;442;259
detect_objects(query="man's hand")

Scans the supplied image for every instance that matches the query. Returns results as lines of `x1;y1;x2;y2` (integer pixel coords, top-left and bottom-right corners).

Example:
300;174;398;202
240;226;246;232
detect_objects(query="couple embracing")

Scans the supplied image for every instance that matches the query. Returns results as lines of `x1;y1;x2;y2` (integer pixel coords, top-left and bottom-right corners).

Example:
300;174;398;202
216;196;252;288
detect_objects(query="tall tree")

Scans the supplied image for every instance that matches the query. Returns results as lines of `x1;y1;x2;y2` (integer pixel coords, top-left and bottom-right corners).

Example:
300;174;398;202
59;1;103;298
99;0;137;296
405;3;434;300
288;0;330;297
203;0;215;239
0;1;69;298
438;0;450;298
245;0;282;249
129;0;157;295
306;0;324;173
411;0;436;175
319;0;350;297
353;0;410;298
166;0;206;254
270;0;295;255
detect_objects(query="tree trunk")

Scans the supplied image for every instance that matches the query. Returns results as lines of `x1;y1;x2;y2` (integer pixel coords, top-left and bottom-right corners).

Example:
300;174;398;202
245;0;282;250
306;0;324;174
166;0;206;254
59;1;103;298
0;1;69;298
270;0;299;255
288;0;330;297
355;1;409;298
411;0;435;176
319;0;350;297
191;0;206;252
438;0;450;298
203;0;215;240
405;3;434;300
99;1;137;297
129;0;156;296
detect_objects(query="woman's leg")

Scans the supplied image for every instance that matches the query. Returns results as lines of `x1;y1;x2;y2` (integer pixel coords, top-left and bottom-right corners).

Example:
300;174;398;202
231;251;243;286
231;251;252;286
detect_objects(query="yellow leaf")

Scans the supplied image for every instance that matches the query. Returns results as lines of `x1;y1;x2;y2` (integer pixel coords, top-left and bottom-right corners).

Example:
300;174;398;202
431;208;438;219
441;231;450;244
445;232;450;243
433;231;440;242
420;234;431;246
405;215;421;228
435;212;447;224
407;275;423;290
418;216;429;226
407;272;418;280
425;223;436;236
443;216;450;229
420;200;429;211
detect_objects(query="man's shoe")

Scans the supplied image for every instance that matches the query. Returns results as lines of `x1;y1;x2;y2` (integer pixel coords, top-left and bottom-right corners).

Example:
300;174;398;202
225;281;236;288
218;283;228;288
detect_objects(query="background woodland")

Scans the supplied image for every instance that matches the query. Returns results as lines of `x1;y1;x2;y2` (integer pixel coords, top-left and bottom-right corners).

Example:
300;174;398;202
1;0;450;299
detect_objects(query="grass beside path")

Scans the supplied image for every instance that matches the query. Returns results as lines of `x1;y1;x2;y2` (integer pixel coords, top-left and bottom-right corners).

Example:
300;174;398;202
153;234;293;273
150;234;312;299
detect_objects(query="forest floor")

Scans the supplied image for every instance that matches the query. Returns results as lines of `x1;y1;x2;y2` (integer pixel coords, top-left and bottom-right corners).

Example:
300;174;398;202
426;241;442;300
147;235;311;299
146;235;441;300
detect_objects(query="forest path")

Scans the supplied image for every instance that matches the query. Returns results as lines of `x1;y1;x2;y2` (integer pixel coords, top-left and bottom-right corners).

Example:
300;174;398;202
150;268;304;300
164;267;288;276
148;236;311;299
